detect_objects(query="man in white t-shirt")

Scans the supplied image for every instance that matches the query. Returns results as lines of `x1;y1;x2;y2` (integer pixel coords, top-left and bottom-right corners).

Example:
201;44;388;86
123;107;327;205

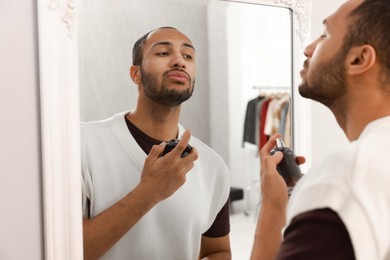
251;0;390;259
81;27;231;260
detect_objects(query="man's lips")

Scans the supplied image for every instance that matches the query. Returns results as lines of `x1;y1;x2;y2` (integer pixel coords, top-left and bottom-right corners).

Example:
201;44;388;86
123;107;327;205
300;60;309;77
166;70;190;82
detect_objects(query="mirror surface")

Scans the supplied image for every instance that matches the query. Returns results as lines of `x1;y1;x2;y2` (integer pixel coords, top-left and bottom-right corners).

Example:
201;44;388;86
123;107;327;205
79;0;292;159
79;0;292;257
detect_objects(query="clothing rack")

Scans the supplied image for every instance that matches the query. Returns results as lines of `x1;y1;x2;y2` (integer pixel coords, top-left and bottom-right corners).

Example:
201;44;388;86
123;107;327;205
253;86;290;90
252;85;294;150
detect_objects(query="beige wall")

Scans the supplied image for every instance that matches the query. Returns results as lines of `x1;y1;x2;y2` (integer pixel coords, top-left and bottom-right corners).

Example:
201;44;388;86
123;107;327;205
0;0;44;259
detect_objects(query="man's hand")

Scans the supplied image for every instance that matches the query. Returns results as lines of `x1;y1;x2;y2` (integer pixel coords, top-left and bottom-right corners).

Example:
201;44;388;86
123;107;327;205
259;134;306;209
139;129;198;202
259;134;289;210
250;134;305;260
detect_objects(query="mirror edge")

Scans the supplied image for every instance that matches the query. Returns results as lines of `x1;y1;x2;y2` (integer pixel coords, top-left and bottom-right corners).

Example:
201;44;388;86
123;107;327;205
291;1;312;173
219;0;311;48
37;0;311;259
37;0;83;259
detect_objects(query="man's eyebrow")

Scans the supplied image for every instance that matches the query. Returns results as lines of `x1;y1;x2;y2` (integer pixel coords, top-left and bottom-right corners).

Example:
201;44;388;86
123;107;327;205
151;41;196;52
183;43;196;52
152;41;171;49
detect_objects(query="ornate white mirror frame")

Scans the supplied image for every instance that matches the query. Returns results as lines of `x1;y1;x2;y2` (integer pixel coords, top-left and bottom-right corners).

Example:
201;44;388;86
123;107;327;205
37;0;311;259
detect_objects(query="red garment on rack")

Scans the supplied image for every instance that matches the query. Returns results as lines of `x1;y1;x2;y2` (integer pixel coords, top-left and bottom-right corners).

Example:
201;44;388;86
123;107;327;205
259;97;272;151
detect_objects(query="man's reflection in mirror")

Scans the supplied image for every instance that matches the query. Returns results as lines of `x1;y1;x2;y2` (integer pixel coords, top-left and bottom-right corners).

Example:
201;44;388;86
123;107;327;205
81;27;232;260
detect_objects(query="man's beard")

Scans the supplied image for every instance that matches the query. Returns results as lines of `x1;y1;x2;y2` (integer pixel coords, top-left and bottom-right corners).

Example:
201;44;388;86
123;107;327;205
140;67;194;107
299;48;348;109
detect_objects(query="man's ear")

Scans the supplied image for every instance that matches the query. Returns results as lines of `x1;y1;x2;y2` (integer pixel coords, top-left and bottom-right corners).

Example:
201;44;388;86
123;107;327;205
130;65;141;84
346;45;376;75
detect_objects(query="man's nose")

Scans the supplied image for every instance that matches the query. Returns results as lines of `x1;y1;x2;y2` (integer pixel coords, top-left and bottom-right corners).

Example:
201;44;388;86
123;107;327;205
303;38;320;58
170;54;186;69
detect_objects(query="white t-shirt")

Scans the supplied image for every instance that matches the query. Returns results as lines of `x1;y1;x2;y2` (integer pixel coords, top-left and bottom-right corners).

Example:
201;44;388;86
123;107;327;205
287;116;390;260
81;111;231;260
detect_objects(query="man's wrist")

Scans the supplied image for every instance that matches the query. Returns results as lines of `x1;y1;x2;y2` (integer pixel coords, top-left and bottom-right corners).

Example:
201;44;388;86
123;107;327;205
127;182;161;209
259;201;286;230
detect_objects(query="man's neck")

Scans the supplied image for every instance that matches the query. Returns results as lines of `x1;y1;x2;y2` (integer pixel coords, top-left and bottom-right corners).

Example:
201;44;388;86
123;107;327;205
126;106;181;141
333;93;390;141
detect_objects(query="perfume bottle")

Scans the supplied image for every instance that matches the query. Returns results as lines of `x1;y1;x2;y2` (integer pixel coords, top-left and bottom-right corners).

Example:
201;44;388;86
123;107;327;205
270;138;303;195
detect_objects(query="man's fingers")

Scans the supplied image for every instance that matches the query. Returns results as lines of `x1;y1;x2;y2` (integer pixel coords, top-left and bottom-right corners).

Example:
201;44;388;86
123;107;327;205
148;142;166;160
172;129;192;157
260;134;282;157
181;146;198;162
148;129;197;162
180;129;191;142
265;151;283;170
295;156;306;165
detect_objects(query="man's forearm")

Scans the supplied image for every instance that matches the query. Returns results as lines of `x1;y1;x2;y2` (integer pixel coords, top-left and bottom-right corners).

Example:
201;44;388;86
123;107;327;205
83;185;159;260
200;251;232;260
199;234;231;260
250;202;285;260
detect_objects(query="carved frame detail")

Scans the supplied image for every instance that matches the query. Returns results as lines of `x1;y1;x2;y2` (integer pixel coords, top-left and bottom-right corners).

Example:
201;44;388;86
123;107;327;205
38;0;82;259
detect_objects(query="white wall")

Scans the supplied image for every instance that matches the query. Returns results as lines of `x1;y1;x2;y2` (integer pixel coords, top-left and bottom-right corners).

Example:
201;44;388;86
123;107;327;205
0;0;44;259
309;0;349;165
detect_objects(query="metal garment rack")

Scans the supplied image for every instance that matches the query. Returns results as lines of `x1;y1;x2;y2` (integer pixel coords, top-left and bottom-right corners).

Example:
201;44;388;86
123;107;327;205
253;85;290;90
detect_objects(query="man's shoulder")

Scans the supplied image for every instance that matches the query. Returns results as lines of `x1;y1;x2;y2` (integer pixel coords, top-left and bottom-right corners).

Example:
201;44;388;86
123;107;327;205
190;136;225;161
81;111;127;127
81;111;129;133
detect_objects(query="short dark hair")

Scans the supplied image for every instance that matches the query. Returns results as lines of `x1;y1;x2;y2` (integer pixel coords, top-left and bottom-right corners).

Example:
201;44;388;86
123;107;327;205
343;0;390;84
132;26;178;66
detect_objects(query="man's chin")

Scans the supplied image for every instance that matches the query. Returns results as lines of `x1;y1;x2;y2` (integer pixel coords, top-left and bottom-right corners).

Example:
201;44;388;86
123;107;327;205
298;84;309;98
